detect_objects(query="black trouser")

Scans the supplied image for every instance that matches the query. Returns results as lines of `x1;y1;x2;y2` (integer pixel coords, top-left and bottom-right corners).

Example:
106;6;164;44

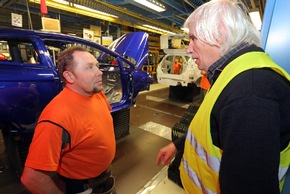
59;167;115;194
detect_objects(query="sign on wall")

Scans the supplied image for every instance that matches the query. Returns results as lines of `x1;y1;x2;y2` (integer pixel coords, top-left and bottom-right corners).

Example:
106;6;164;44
42;17;61;32
83;28;94;41
90;25;101;37
102;36;113;46
11;13;22;27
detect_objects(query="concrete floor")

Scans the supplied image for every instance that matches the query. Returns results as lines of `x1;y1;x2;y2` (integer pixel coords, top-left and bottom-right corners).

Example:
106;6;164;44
0;83;200;194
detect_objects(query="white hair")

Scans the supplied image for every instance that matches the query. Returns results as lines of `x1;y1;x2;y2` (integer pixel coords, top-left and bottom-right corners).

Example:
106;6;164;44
184;0;261;55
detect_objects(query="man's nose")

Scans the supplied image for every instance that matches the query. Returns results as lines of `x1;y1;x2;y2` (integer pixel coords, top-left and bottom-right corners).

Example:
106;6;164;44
186;41;195;54
186;46;191;54
97;69;103;75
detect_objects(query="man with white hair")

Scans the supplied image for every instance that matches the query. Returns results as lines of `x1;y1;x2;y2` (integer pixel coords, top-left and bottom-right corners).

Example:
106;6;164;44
157;0;290;193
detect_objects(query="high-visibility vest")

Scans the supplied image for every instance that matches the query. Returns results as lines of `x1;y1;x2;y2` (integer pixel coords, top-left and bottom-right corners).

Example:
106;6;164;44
179;52;290;194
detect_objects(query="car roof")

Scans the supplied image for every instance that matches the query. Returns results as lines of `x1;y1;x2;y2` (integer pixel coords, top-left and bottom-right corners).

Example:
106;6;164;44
0;28;149;69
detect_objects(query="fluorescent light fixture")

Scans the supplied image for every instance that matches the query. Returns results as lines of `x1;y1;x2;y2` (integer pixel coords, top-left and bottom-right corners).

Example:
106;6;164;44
180;27;189;33
53;0;69;5
143;24;175;34
134;0;166;12
74;4;118;18
249;10;262;30
53;0;118;18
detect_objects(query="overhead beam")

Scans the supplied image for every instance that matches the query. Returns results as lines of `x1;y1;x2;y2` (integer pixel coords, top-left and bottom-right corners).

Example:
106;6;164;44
250;0;256;9
95;0;183;33
184;0;197;9
0;0;18;7
29;0;183;34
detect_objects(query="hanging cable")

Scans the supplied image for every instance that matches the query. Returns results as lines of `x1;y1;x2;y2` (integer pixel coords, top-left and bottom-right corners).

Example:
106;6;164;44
26;0;33;30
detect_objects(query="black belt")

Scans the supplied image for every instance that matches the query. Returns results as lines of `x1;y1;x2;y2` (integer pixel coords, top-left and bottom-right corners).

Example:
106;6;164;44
59;176;90;194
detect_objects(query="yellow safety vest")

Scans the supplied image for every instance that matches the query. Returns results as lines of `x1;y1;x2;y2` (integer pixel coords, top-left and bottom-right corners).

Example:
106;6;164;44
179;52;290;194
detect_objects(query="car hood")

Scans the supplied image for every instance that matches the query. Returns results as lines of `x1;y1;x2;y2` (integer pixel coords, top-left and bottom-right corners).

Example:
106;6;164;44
107;32;149;69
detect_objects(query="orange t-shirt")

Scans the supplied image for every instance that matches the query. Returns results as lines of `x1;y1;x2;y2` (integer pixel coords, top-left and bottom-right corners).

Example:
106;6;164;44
200;75;211;90
25;88;116;179
174;62;182;74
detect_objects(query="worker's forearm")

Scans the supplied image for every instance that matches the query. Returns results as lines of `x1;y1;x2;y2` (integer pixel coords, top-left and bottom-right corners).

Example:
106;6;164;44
21;167;64;194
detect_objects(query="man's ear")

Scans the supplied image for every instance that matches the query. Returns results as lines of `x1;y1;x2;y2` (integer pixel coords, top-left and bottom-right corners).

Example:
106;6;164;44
63;71;74;84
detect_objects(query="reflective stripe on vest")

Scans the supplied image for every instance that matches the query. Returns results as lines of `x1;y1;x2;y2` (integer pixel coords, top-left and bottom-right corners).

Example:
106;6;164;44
179;52;290;194
279;143;290;190
182;158;217;194
280;166;289;181
186;130;220;173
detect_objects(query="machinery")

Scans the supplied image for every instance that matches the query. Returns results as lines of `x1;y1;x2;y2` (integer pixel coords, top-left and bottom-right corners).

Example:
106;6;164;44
156;34;201;87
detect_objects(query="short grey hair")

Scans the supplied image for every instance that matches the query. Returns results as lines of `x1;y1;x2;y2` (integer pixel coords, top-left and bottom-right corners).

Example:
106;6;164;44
184;0;261;56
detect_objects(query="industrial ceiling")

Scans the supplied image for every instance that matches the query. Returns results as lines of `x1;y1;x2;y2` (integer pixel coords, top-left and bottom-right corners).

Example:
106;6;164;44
0;0;266;36
99;0;265;31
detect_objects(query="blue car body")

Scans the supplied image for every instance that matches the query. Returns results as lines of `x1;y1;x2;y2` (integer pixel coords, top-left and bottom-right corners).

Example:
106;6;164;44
0;28;152;156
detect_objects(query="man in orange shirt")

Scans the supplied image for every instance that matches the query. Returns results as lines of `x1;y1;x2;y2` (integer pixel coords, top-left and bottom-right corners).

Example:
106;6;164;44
173;57;182;74
21;46;116;194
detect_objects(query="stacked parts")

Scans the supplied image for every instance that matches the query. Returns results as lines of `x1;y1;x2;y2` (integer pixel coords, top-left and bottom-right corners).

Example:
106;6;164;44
168;103;200;188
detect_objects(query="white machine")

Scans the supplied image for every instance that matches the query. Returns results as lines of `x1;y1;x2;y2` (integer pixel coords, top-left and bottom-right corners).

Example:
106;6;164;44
156;34;201;87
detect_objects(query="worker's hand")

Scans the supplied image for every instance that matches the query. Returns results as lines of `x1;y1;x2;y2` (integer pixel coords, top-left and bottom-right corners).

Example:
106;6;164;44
156;142;177;166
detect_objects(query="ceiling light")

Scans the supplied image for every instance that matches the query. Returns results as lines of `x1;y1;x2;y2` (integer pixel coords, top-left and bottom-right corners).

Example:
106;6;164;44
53;0;69;5
249;10;262;31
180;27;189;33
74;4;118;18
143;24;175;34
53;0;118;18
134;0;166;12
